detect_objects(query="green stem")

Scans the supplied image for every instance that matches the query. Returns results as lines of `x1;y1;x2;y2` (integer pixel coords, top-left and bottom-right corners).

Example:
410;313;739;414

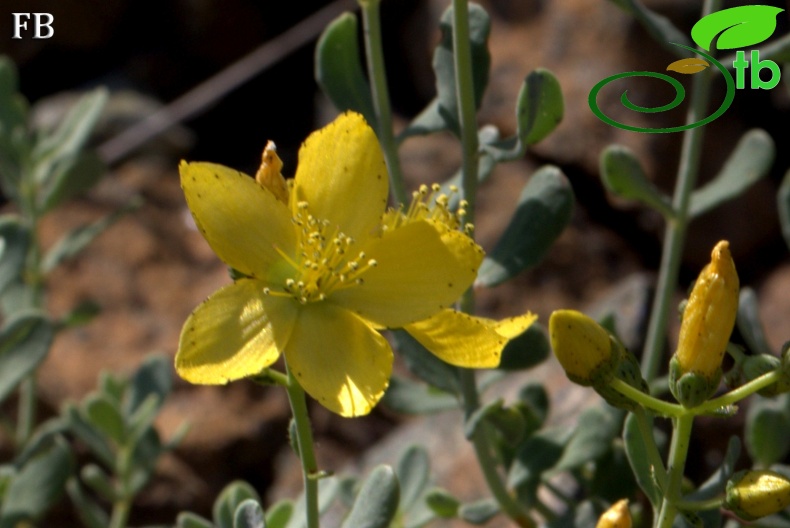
359;0;408;206
656;413;694;528
108;499;131;528
284;363;320;528
698;370;782;413
450;1;532;525
640;0;722;382
452;0;480;228
610;378;683;417
633;407;668;492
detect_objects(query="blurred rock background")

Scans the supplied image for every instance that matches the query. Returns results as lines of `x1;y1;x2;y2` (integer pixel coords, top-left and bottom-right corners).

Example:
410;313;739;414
2;0;790;525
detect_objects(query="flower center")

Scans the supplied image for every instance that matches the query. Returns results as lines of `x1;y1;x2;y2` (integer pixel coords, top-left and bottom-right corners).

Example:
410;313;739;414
381;183;473;234
266;202;377;304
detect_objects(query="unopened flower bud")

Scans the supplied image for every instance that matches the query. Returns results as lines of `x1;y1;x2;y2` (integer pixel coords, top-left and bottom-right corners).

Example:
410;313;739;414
725;470;790;521
596;499;631;528
670;240;739;407
550;310;648;411
550;310;616;386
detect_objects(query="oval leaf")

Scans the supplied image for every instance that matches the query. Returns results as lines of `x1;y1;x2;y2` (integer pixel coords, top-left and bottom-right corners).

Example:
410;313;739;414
0;216;30;298
342;466;400;528
0;313;53;404
234;499;265;528
600;144;674;218
667;57;710;74
689;128;775;218
314;13;377;130
476;166;573;287
745;394;790;466
692;5;784;51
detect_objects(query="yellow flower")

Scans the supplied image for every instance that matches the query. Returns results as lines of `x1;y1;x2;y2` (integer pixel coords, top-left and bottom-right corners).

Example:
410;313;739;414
176;111;534;417
725;470;790;521
595;499;631;528
670;240;739;407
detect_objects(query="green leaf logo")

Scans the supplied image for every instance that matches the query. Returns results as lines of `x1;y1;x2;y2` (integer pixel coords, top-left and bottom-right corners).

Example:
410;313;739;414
691;5;784;51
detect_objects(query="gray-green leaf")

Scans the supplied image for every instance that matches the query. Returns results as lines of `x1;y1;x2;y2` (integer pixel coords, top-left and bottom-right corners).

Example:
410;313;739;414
689;129;774;218
477;166;573;287
600;144;674;219
342;466;400;528
0;313;53;405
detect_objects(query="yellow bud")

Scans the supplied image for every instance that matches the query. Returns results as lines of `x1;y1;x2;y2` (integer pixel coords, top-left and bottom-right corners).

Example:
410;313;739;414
549;310;615;386
255;140;290;204
596;499;632;528
726;470;790;521
676;240;739;376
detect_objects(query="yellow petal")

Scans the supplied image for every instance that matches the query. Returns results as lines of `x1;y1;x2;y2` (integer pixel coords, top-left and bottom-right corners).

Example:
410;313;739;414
180;161;297;278
283;303;392;417
404;309;536;368
176;279;298;384
332;220;478;328
290;112;388;243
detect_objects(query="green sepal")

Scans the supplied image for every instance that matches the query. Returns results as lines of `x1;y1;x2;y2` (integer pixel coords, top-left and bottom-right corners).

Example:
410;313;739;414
314;13;377;130
593;339;648;412
669;355;721;408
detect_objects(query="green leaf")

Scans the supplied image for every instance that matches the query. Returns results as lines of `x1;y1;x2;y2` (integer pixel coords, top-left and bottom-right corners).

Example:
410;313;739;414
779;169;790;252
0;313;54;404
381;376;457;415
64;403;115;469
745;394;790;466
80;463;117;502
176;512;214;528
487;69;563;161
59;299;102;329
392;330;460;395
737;288;773;357
400;4;490;139
689;129;774;218
214;481;261;528
37;151;105;213
264;501;293;528
458;499;499;525
314;13;377;130
0;216;30;298
515;383;549;435
498;323;550;371
65;478;109;528
600;144;674;218
234;499;265;528
424;488;459;518
125;354;172;417
507;428;569;505
476;166;574;287
84;393;126;445
691;5;785;51
396;446;430;512
31;88;107;179
0;57;28;135
555;405;623;471
623;412;661;506
0;437;73;526
342;466;400;528
41;197;141;274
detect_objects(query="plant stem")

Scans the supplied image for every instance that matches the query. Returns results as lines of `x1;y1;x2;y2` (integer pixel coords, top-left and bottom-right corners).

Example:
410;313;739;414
452;0;480;227
656;413;694;528
640;0;722;382
359;0;408;206
284;362;320;528
451;1;533;525
108;499;131;528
